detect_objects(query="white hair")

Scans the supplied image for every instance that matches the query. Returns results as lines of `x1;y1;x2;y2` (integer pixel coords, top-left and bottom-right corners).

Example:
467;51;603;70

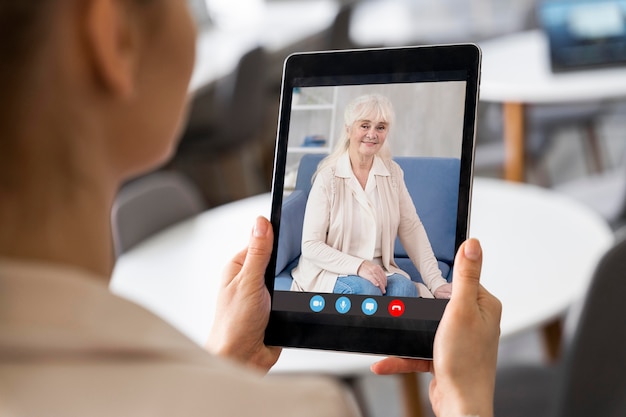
313;94;395;181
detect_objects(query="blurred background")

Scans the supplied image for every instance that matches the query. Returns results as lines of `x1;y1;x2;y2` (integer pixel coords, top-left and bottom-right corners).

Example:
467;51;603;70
130;1;626;416
168;0;626;217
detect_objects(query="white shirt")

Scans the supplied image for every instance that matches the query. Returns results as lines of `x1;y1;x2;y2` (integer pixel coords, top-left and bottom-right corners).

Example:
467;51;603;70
345;162;384;263
347;165;381;260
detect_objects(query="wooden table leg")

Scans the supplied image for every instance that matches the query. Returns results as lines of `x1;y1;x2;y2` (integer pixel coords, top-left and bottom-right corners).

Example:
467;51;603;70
401;373;424;417
542;318;564;362
503;102;526;182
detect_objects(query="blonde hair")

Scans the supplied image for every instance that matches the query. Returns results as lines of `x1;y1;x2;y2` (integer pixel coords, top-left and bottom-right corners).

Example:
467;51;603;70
313;94;395;180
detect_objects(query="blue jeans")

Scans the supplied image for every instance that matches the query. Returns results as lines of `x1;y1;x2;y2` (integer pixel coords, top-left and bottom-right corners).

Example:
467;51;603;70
333;273;418;297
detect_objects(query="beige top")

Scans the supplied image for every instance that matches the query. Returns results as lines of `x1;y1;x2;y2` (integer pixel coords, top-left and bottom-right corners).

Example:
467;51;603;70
0;259;358;417
291;154;447;294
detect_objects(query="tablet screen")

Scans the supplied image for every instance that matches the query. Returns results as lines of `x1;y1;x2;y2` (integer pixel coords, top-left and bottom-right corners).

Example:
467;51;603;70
265;45;480;358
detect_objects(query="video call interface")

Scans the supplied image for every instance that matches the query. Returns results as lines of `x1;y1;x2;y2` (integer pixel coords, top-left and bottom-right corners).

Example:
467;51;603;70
271;72;469;324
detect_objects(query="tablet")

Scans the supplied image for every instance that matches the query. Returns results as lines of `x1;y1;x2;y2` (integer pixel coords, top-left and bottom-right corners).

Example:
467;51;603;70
265;44;480;359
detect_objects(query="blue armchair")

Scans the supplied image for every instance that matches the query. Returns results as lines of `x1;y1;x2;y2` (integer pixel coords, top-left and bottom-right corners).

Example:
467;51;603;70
274;153;461;291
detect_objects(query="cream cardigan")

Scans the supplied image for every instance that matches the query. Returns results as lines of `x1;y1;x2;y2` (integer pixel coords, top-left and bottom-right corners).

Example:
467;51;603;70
291;154;448;295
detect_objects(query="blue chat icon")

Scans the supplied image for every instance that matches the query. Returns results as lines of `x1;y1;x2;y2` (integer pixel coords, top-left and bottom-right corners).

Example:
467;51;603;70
361;298;378;316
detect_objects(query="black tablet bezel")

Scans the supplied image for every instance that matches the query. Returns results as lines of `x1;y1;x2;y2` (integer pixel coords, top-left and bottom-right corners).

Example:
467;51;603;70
264;44;480;359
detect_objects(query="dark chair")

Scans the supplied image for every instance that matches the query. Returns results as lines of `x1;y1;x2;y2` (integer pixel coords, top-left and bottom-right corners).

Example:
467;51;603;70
273;153;460;291
180;46;269;153
171;46;271;206
111;171;205;257
324;4;356;50
494;236;626;417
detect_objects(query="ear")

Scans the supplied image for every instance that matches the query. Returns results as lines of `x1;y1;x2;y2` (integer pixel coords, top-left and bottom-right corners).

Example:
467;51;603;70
84;0;139;98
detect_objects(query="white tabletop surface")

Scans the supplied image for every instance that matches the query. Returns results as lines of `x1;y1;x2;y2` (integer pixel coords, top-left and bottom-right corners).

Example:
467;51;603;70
479;30;626;103
189;0;339;92
110;177;613;374
349;0;516;47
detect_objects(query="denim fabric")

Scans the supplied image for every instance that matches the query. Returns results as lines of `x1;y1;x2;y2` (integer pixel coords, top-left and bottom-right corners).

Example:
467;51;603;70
333;273;418;297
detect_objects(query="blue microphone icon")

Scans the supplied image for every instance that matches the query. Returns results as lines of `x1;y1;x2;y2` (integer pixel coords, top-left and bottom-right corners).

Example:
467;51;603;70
335;296;351;314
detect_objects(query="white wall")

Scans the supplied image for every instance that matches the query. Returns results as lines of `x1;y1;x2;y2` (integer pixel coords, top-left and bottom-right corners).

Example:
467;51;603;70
294;81;467;158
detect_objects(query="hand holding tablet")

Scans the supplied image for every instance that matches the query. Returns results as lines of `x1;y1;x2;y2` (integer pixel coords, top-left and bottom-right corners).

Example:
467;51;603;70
371;239;502;417
264;44;482;358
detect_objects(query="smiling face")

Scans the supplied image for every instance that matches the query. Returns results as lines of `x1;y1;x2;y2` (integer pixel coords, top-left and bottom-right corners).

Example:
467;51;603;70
348;117;389;158
343;94;394;161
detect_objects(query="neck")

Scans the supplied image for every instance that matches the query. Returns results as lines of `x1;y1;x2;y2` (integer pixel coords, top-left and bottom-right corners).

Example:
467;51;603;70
0;131;117;282
348;149;375;173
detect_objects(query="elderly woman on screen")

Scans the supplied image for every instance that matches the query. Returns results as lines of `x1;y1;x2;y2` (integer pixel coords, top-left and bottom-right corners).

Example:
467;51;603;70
291;94;452;299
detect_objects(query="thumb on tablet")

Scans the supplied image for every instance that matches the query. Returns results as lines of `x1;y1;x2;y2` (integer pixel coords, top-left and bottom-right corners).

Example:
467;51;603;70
209;216;280;373
450;238;483;303
242;216;274;277
428;239;501;417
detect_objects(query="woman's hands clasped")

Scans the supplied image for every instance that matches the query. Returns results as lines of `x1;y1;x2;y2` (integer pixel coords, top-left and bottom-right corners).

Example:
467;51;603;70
433;283;452;299
206;217;281;373
357;260;388;294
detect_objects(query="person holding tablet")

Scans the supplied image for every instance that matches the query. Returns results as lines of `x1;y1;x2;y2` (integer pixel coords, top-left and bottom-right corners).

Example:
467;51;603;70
0;1;351;415
291;94;453;298
0;1;500;416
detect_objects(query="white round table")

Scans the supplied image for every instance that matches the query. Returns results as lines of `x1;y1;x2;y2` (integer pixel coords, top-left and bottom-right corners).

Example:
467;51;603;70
479;30;626;182
110;177;613;416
